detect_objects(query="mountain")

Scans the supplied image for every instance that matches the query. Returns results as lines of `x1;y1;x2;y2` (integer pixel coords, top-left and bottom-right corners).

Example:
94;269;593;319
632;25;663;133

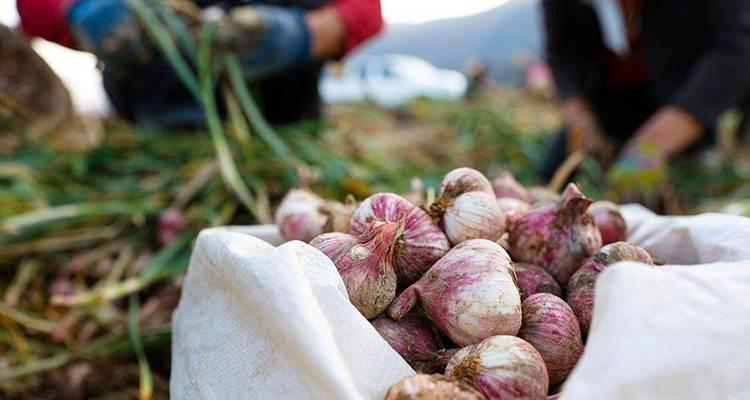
351;0;543;84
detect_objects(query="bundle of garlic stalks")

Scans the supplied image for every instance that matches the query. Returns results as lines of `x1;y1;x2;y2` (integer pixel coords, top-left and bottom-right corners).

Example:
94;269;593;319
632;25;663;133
277;167;657;399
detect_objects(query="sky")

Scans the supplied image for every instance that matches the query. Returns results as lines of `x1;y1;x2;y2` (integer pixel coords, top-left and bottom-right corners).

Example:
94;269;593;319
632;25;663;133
382;0;511;24
0;1;511;27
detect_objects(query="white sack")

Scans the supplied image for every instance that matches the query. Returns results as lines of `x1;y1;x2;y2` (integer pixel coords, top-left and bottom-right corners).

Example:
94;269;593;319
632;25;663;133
170;229;413;400
173;205;750;400
561;206;750;400
621;204;750;264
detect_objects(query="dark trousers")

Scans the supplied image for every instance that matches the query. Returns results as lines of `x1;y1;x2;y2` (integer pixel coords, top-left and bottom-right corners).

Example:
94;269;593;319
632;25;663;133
541;83;657;181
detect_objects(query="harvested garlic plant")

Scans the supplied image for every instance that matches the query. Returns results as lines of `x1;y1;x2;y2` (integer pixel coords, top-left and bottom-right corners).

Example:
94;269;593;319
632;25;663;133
350;193;450;286
384;374;487;400
446;335;549;400
388;239;521;347
518;293;583;388
508;183;602;286
567;241;653;337
310;220;404;319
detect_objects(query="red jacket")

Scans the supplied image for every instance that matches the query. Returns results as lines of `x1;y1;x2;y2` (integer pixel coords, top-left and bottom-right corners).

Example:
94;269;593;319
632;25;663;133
17;0;383;54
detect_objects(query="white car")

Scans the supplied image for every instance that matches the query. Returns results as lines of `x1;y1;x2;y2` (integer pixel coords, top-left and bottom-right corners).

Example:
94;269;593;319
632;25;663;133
320;55;468;108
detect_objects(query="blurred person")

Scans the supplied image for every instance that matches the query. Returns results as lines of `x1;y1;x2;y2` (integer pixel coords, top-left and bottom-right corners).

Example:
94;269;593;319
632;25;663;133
540;0;750;205
16;0;383;127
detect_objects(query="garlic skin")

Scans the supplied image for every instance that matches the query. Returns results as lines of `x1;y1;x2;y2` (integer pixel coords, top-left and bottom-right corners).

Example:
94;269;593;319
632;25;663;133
446;335;549;400
275;189;327;242
587;200;627;245
518;293;583;388
371;314;450;373
566;242;653;337
310;221;404;319
527;186;560;206
350;193;450;286
384;374;487;400
439;167;495;199
496;197;530;218
513;263;562;300
442;191;506;245
508;183;602;286
492;172;530;203
388;239;521;347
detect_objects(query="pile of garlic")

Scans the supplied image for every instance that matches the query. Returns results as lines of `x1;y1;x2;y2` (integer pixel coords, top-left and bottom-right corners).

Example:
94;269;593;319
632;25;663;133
275;167;653;399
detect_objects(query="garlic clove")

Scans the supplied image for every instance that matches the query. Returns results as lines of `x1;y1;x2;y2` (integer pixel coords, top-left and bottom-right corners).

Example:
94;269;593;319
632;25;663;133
446;335;549;400
518;293;583;388
388;239;521;347
384;374;487;400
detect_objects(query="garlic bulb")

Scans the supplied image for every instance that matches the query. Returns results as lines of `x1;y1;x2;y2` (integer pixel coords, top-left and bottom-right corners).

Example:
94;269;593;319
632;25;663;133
384;374;487;400
513;263;562;300
496;197;530;218
388;239;521;347
310;221;404;319
527;186;560;205
567;242;653;337
430;168;504;245
350;193;450;286
158;208;187;246
446;335;549;400
492;172;530;202
588;200;627;245
275;189;327;242
320;198;358;234
372;314;453;373
439;167;495;199
518;293;583;388
508;183;602;286
440;191;506;245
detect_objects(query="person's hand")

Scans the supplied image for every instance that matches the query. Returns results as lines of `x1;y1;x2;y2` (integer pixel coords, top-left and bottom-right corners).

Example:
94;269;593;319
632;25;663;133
204;5;313;79
561;98;616;166
66;0;150;74
606;139;668;206
606;106;702;207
